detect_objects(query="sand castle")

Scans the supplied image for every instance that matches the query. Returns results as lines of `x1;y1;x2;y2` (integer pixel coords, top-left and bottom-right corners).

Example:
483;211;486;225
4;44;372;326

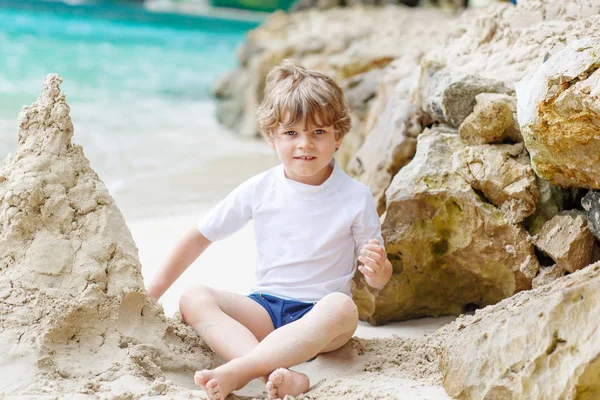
0;75;213;397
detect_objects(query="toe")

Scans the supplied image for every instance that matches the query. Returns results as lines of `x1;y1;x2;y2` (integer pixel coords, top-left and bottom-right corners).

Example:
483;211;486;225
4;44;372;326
206;380;221;400
206;379;217;389
194;371;207;387
268;368;285;385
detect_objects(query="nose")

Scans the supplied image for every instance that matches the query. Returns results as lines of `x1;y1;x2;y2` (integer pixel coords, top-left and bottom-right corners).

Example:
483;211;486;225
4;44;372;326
297;134;314;149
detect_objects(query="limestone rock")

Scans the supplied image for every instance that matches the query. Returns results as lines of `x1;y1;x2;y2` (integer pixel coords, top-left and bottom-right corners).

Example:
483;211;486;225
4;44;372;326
452;142;539;223
337;68;387;168
0;75;213;395
439;262;600;400
424;2;600;88
534;212;595;273
458;93;522;144
516;38;600;189
532;264;564;288
517;0;600;20
418;61;512;127
346;68;423;214
352;127;539;325
581;190;600;240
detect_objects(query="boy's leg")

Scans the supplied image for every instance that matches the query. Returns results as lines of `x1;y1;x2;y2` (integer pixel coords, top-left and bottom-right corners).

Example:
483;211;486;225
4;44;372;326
195;292;359;400
179;285;308;386
179;285;274;362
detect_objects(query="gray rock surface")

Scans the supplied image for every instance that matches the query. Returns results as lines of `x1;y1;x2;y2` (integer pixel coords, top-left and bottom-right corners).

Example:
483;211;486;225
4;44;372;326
418;61;512;127
582;190;600;240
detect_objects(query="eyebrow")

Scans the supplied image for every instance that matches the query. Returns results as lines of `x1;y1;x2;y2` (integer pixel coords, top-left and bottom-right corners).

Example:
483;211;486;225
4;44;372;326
280;126;327;132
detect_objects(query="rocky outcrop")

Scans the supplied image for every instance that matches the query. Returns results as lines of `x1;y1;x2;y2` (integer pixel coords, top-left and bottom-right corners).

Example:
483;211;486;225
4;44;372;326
0;76;213;396
516;38;600;189
214;0;600;326
352;128;539;325
438;262;600;400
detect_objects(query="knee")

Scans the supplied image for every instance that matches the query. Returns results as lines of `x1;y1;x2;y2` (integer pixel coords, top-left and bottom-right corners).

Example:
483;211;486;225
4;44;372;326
179;284;217;324
320;293;358;331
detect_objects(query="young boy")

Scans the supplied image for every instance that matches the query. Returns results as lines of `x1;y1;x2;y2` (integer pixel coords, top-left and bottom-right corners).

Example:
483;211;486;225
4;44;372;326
146;60;393;400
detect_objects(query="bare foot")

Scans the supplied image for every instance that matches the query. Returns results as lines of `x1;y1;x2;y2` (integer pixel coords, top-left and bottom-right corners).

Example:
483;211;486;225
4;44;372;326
266;368;310;400
194;364;247;400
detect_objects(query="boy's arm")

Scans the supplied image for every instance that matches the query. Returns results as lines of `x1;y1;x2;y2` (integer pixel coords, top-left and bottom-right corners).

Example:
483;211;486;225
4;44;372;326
146;227;212;300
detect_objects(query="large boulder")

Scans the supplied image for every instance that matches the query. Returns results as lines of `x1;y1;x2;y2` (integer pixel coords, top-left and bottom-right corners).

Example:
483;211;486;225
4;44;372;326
439;262;600;400
0;75;212;396
516;38;600;189
352;127;539;325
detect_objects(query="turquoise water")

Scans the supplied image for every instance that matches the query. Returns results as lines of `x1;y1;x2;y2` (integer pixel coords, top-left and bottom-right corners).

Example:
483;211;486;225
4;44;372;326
0;6;249;117
0;5;278;219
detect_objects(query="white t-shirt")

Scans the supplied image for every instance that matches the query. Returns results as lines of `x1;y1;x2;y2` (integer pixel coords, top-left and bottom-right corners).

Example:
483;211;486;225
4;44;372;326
197;159;383;302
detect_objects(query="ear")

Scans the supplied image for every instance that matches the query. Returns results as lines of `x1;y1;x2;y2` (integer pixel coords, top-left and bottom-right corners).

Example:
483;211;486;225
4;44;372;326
335;135;344;151
267;136;276;150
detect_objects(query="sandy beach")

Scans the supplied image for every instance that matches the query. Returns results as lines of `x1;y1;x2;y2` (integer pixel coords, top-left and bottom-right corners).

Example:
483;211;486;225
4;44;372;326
128;208;456;399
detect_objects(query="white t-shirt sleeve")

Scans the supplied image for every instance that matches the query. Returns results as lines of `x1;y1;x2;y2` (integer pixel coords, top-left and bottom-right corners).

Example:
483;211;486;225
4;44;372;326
352;187;384;257
197;178;254;241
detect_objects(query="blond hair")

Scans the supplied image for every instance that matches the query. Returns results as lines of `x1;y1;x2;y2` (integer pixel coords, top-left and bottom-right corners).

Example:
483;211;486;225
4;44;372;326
256;60;351;140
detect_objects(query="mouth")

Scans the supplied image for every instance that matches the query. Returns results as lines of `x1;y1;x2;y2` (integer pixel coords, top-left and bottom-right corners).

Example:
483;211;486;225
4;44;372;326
294;156;316;161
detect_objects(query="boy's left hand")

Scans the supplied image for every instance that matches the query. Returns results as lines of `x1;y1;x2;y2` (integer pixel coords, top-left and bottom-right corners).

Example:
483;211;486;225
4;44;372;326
358;239;388;279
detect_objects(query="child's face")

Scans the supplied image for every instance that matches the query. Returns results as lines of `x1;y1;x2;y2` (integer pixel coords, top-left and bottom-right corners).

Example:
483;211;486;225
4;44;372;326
268;118;343;186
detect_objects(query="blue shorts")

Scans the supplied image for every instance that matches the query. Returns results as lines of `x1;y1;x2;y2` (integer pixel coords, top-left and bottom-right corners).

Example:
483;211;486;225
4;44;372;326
248;292;316;329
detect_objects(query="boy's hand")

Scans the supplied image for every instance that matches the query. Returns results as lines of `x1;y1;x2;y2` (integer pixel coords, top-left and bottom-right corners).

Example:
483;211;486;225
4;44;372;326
358;239;392;289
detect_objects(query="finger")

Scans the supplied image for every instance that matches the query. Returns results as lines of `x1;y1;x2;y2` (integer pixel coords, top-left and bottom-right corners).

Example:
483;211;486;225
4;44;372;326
358;256;381;273
368;239;380;245
364;244;386;257
358;265;375;276
360;249;382;263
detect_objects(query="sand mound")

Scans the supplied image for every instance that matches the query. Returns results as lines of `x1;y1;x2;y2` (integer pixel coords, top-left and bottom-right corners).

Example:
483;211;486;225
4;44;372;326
0;75;213;397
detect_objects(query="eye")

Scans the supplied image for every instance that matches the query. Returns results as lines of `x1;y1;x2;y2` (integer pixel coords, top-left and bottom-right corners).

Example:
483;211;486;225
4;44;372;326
314;129;324;135
285;131;296;136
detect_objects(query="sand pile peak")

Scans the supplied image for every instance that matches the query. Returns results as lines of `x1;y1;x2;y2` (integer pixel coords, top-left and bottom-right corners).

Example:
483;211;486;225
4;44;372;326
17;74;74;157
0;75;213;397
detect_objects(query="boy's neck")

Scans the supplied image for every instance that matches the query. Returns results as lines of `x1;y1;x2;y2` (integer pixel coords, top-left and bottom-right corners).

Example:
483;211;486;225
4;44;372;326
284;161;334;186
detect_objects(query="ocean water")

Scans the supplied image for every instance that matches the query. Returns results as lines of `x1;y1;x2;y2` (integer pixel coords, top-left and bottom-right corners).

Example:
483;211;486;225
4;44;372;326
0;5;278;219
